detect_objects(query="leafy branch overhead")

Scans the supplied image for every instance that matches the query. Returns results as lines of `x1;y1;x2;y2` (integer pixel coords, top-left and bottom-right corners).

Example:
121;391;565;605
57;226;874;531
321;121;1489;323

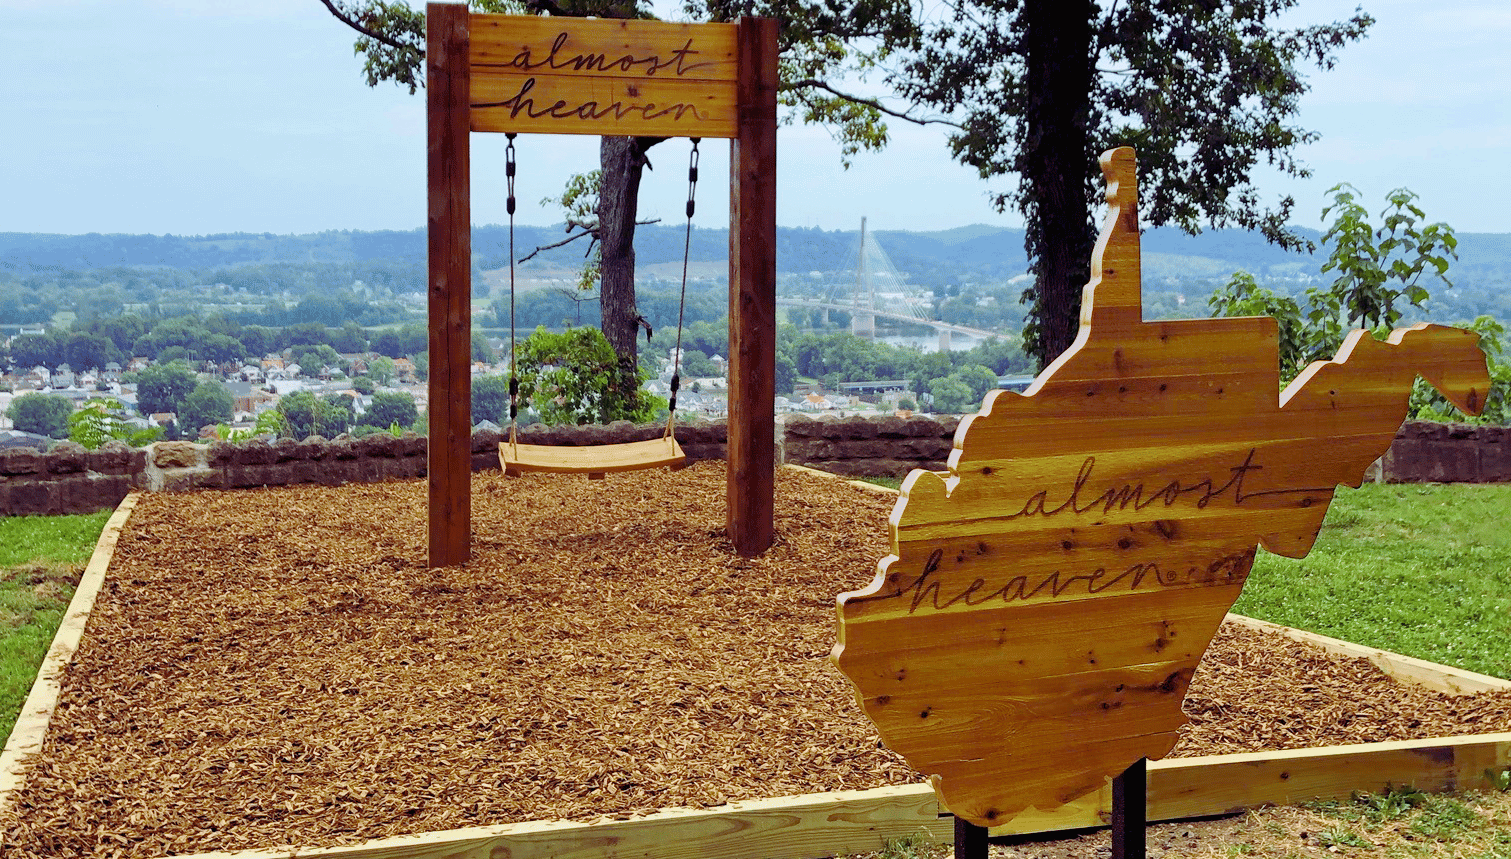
887;0;1373;367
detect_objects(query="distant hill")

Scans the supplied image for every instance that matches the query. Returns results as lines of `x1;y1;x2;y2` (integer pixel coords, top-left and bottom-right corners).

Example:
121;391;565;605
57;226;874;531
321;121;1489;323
2;223;1507;288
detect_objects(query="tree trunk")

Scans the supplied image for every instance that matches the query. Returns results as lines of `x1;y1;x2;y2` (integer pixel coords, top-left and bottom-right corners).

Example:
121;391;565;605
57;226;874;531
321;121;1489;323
1022;0;1097;369
598;135;647;367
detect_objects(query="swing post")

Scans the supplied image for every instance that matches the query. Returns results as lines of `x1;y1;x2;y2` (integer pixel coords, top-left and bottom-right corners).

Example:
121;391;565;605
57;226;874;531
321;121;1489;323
727;15;779;557
425;1;472;568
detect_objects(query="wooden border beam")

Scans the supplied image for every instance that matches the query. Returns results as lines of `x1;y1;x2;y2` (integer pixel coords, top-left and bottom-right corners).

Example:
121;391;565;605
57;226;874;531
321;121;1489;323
726;16;778;557
426;2;472;568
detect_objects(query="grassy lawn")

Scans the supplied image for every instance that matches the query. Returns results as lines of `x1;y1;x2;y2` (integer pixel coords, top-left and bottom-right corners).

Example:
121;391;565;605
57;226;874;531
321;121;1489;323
1235;483;1511;679
0;510;111;742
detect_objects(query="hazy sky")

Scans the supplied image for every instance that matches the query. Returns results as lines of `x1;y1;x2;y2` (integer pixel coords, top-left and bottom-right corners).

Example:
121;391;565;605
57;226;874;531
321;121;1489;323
4;0;1506;236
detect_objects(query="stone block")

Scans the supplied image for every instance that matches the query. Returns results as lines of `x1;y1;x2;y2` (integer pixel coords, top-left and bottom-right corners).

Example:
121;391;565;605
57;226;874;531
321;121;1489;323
47;442;88;474
298;438;329;461
328;438;360;460
398;435;426;458
836;440;891;459
1481;440;1511;482
0;448;41;476
1447;422;1478;440
471;427;501;453
6;480;59;515
1424;443;1479;483
786;439;837;462
783;415;820;437
874;416;909;438
273;438;304;462
239;439;277;465
681;443;726;462
87;442;133;476
152;441;203;469
208;441;237;467
358;434;399;459
833;415;879;440
899;437;952;459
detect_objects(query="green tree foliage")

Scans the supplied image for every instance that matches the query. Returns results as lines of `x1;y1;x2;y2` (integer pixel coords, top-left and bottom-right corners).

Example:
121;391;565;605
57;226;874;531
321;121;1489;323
351;375;377;395
278;390;352;439
950;363;1000;404
289;344;346;376
66;398;162;449
86;315;150;354
179;381;235;434
132;361;198;416
8;332;63;369
364;390;419;431
678;349;720;378
514;326;659;426
892;0;1372;368
366;355;397;386
472;374;510;425
370;324;426;359
472;330;495;364
331;321;370;353
928;376;975;415
63;332;121;371
8;393;73;438
1211;187;1503;424
1310;184;1459;343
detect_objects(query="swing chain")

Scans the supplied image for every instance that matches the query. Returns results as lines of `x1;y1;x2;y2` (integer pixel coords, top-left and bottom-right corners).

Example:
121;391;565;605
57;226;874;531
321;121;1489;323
684;138;700;219
506;133;519;434
668;138;701;423
505;133;518;216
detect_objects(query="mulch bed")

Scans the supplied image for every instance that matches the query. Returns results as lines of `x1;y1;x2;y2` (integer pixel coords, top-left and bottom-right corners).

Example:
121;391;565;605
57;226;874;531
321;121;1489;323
2;463;1508;858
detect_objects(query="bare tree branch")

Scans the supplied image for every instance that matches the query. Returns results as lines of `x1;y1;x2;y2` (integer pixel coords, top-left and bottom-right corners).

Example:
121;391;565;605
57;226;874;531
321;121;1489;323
786;79;963;128
515;218;662;264
518;229;595;264
317;0;423;55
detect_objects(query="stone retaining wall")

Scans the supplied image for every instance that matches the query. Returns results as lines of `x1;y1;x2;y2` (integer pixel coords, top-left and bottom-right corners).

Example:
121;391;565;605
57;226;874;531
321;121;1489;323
1;417;1504;516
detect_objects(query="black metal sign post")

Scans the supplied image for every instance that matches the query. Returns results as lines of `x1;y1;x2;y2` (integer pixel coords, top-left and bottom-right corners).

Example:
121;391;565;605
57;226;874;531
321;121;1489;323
1111;757;1148;859
954;814;988;859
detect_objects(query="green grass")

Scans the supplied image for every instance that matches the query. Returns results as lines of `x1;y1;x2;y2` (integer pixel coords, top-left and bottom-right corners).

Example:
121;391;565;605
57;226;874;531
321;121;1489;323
1234;483;1511;679
0;511;111;742
0;511;112;568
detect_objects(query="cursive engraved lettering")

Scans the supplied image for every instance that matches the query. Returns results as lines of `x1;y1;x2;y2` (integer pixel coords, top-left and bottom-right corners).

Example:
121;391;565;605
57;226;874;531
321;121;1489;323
503;34;711;77
1002;449;1329;522
903;553;1252;614
475;77;705;124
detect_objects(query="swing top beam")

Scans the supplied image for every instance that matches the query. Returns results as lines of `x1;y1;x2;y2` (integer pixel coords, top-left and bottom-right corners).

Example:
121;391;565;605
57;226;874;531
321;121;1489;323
424;4;778;565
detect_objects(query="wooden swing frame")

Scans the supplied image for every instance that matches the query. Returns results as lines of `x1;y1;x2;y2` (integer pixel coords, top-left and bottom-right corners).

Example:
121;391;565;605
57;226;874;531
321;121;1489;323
425;5;778;564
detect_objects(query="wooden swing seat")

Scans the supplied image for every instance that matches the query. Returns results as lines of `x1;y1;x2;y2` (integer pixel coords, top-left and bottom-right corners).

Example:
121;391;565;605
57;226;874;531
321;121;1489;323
500;435;687;480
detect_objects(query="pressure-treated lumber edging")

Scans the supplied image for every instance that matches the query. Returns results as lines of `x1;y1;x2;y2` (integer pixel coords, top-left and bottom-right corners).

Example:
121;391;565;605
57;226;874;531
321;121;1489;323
164;732;1511;859
0;491;141;811
177;785;950;859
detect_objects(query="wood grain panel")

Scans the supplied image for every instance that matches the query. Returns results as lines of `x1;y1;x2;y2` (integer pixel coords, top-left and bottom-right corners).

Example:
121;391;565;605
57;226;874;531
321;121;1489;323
468;14;738;138
834;146;1493;827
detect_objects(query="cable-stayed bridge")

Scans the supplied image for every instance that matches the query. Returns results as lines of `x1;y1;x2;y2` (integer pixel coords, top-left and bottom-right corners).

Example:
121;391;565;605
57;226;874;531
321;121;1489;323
777;218;1002;351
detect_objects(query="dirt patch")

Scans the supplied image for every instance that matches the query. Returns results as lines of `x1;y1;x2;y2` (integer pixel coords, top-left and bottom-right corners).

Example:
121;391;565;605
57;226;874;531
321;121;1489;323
1;463;1508;858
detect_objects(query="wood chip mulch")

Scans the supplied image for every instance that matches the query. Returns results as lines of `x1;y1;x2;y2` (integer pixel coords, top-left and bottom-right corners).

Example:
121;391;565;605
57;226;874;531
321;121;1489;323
2;463;1508;858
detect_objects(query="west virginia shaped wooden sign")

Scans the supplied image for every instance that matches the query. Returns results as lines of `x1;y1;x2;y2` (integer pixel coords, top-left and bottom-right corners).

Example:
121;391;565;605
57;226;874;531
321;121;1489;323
832;147;1492;828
